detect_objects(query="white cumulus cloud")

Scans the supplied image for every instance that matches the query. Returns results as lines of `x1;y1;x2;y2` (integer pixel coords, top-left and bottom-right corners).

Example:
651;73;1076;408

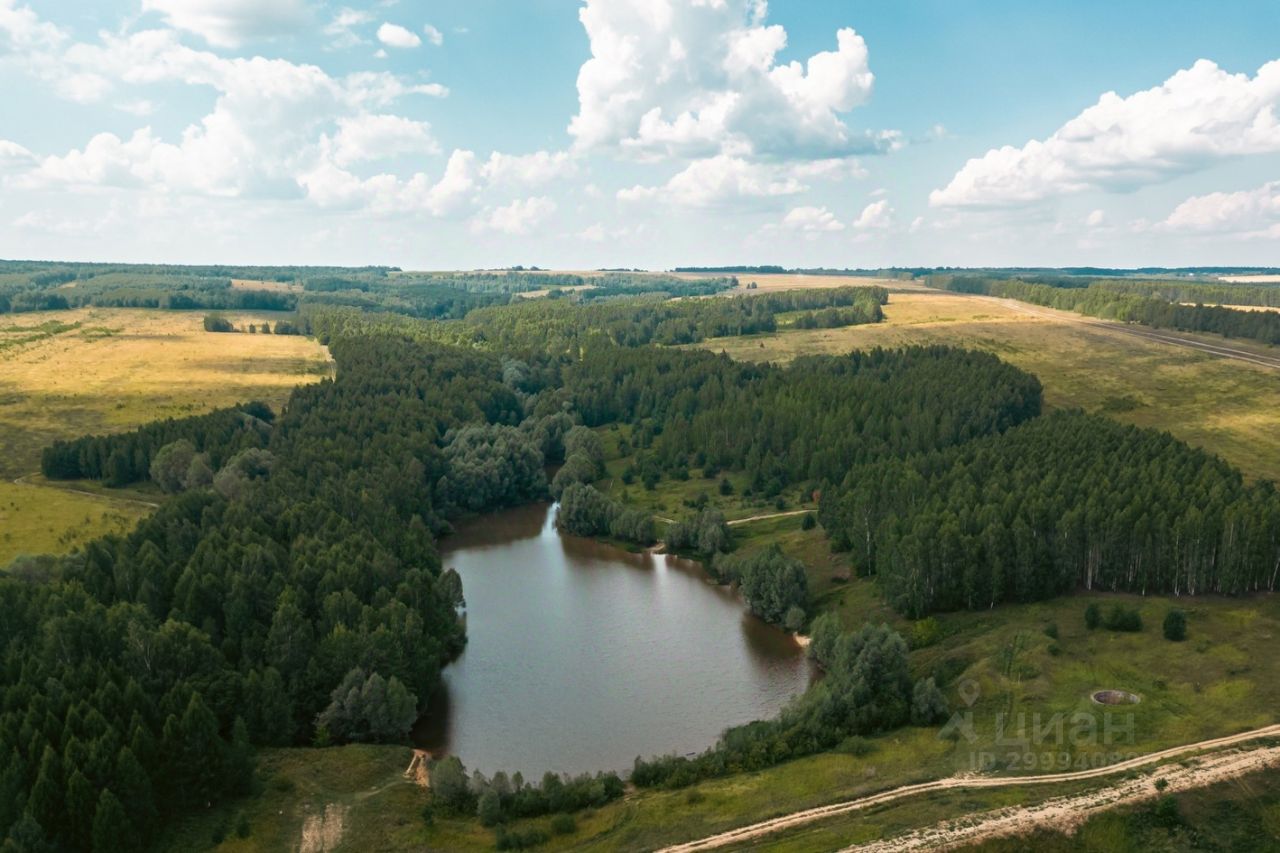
618;155;806;207
323;113;437;167
1159;181;1280;238
570;0;882;160
377;22;421;49
0;139;36;175
474;196;557;235
931;59;1280;208
853;199;893;229
16;28;449;204
480;150;577;187
780;205;845;232
141;0;309;48
423;24;444;47
325;7;373;48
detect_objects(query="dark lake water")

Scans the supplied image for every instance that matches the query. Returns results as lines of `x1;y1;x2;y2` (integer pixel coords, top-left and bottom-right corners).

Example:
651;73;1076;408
412;502;814;777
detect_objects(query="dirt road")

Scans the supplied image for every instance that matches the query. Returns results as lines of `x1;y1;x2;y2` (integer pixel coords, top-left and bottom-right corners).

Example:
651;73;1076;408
12;472;160;509
654;510;810;527
983;297;1280;371
727;510;809;526
846;743;1280;852
656;723;1280;852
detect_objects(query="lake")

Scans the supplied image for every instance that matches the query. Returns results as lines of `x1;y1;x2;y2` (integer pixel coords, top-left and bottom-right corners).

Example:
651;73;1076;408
412;502;814;777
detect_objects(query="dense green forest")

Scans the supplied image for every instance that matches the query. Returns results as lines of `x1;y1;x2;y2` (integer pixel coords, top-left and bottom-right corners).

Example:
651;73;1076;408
933;275;1280;345
819;410;1280;616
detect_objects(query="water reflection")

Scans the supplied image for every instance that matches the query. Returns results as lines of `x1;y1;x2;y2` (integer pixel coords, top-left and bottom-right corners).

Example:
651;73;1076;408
412;502;814;776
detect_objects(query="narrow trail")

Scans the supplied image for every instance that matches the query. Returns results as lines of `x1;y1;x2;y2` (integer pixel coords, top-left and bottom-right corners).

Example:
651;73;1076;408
11;472;160;509
653;509;810;526
656;723;1280;852
727;509;809;526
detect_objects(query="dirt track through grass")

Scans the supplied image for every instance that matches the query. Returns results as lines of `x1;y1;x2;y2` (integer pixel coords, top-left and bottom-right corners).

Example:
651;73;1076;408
844;744;1280;851
657;724;1280;852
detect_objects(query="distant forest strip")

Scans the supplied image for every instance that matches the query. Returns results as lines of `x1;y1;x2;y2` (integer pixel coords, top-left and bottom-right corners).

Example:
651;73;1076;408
0;260;735;318
301;285;887;352
674;265;916;279
932;275;1280;346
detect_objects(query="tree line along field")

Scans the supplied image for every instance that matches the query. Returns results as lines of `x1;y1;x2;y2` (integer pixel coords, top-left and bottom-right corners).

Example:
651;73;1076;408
701;289;1280;484
0;308;332;566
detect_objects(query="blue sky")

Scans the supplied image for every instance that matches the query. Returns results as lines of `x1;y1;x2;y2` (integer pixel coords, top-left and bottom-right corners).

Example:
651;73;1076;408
1;0;1278;268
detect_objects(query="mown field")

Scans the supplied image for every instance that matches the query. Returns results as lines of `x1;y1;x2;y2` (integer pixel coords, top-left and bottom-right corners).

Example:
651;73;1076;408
0;308;331;566
702;289;1280;483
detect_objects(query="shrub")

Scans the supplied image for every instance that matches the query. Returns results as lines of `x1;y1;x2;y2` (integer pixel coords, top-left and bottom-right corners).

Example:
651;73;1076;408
835;735;877;757
665;509;731;557
495;827;550;850
150;439;197;493
1043;621;1059;640
478;790;502;827
1163;609;1187;641
429;756;474;815
1154;795;1182;828
1103;605;1142;632
801;512;816;530
550;814;576;835
717;545;807;625
1084;603;1101;630
909;617;941;649
911;677;949;725
203;313;235;332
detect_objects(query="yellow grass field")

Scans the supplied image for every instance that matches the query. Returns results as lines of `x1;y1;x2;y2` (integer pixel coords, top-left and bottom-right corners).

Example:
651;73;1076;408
1218;274;1280;283
1179;302;1280;312
0;308;332;566
702;290;1280;483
